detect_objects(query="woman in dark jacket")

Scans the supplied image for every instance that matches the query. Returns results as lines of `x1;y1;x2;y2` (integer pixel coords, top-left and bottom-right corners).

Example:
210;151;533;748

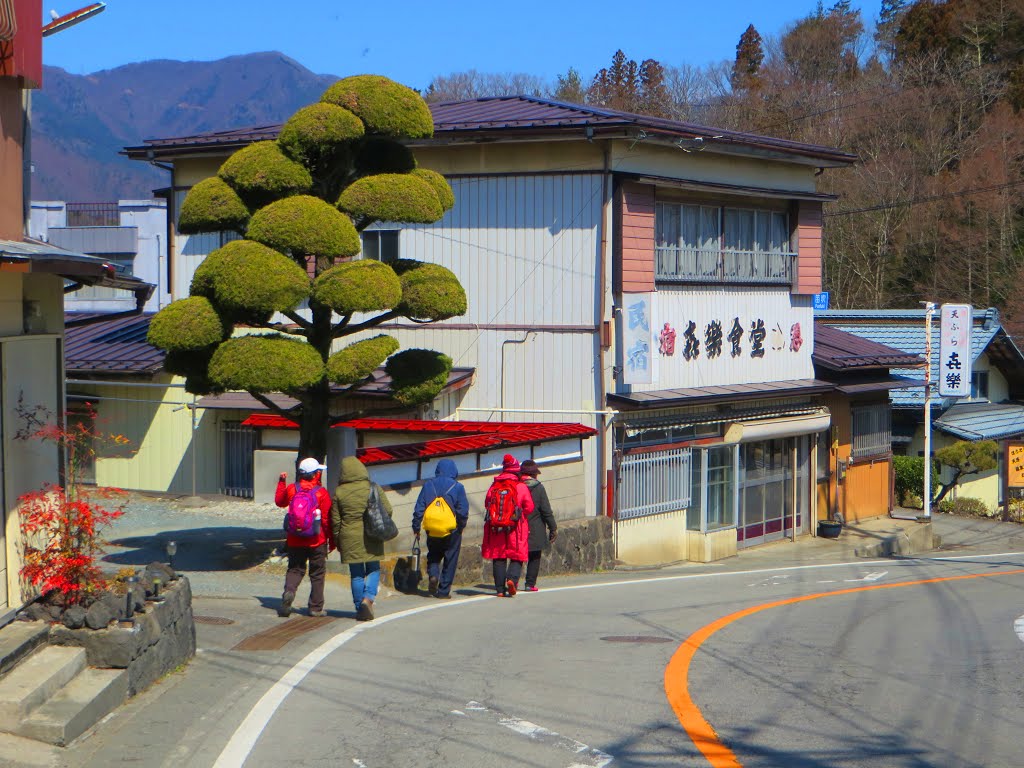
520;460;557;591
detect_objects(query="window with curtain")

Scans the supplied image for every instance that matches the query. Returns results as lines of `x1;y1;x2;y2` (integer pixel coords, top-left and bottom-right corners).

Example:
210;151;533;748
851;404;892;459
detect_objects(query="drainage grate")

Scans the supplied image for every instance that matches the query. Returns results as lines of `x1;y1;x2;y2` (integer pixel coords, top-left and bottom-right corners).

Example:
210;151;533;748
232;615;335;651
600;635;674;644
193;615;235;626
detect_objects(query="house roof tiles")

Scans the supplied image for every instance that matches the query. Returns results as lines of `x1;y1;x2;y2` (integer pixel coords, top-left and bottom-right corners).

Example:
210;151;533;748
65;312;166;375
933;402;1024;441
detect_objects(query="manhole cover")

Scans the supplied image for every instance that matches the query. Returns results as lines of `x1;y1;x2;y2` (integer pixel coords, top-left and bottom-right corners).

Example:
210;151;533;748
232;615;335;651
193;615;235;626
600;635;673;644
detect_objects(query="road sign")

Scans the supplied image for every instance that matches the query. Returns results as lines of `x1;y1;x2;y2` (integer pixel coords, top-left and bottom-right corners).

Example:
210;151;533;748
939;304;972;397
813;292;830;311
1008;442;1024;488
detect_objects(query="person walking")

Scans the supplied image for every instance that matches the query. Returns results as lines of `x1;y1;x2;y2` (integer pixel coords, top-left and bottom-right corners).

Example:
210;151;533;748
332;456;394;621
412;458;469;599
275;457;333;617
481;454;534;597
520;459;557;592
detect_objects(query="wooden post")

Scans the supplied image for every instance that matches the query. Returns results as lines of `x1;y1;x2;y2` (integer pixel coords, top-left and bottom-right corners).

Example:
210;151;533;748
791;440;798;542
1004;440;1011;522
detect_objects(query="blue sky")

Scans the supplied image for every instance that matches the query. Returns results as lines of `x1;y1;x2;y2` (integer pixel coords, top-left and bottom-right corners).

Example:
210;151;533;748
43;0;878;88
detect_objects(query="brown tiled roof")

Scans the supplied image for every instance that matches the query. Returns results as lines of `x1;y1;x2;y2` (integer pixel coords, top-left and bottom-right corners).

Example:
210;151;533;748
125;96;856;166
65;313;166;375
813;323;925;371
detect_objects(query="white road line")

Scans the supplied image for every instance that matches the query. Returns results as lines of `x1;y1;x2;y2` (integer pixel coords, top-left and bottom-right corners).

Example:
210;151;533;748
1014;615;1024;645
212;550;1024;767
461;701;614;767
843;571;888;583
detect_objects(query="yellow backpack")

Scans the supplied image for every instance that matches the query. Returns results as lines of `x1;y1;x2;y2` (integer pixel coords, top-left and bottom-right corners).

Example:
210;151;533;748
422;484;458;537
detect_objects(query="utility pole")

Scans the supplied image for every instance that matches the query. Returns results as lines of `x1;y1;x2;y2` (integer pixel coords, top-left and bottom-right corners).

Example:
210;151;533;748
923;302;936;518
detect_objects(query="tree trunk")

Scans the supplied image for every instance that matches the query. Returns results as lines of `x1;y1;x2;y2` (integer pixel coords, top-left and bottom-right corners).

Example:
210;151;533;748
296;302;335;462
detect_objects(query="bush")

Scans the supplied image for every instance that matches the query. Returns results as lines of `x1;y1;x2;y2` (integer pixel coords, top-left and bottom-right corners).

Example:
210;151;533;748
312;259;402;314
411;168;455;212
201;239;310;315
209;335;325;394
392;259;467;320
178;177;250;235
147;297;224;351
893;455;939;508
354;138;417;176
385;348;452;406
321;75;434;138
327;335;399;384
937;497;992;517
337;173;444;224
247;195;361;259
163;348;222;395
278;103;364;170
219;141;312;207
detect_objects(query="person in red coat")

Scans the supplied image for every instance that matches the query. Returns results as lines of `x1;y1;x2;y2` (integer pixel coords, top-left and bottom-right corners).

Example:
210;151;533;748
481;455;534;597
275;457;333;617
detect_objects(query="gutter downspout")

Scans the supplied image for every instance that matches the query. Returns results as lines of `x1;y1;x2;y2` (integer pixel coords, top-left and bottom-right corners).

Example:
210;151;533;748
599;142;612;523
500;333;534;413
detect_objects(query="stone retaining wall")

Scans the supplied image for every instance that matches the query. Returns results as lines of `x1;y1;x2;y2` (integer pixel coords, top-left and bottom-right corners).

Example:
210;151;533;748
382;516;614;591
49;577;195;696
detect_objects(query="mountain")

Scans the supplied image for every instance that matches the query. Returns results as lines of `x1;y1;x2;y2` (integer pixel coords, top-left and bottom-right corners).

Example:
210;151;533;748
31;52;338;202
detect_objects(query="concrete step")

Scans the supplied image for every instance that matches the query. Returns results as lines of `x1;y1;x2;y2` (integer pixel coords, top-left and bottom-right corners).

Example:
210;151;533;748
0;646;87;726
0;622;49;677
0;732;61;767
17;668;128;747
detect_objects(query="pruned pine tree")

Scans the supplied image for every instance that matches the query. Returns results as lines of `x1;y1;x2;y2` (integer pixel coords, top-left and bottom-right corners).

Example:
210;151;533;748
147;75;466;461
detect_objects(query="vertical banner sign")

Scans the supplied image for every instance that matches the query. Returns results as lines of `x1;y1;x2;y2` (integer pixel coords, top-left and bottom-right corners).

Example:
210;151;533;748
623;293;653;385
938;304;972;397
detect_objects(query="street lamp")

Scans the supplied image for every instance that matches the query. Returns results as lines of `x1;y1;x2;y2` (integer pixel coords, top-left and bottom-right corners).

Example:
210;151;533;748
166;540;177;571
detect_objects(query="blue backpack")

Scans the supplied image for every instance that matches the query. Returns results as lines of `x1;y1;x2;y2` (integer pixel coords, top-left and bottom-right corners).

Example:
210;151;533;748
284;486;321;538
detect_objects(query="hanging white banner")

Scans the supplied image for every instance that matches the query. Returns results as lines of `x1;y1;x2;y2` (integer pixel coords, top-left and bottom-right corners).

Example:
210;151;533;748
938;303;972;397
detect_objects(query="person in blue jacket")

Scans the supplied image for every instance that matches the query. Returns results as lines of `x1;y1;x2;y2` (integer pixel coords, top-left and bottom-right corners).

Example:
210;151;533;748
412;459;470;599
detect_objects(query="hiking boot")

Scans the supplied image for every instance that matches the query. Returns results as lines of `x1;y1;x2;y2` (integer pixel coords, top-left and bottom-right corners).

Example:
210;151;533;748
356;598;375;621
435;592;451;600
428;575;439;595
278;590;295;617
308;608;326;617
505;579;517;597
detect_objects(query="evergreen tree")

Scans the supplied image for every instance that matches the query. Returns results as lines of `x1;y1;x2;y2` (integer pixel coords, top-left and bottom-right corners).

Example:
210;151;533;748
553;67;587;104
731;24;765;91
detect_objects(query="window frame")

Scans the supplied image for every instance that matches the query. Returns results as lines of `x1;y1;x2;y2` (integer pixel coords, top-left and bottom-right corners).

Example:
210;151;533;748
850;403;892;461
360;229;401;264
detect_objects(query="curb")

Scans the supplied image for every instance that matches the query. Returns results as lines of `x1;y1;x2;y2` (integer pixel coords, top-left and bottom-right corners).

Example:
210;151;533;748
854;522;940;558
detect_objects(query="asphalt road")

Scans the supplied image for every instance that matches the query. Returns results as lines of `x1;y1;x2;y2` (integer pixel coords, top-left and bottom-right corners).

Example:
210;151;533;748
194;553;1024;768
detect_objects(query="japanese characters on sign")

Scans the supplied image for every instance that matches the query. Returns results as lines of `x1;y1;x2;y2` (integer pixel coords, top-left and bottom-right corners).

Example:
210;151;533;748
623;294;653;385
1008;443;1024;488
938;303;972;397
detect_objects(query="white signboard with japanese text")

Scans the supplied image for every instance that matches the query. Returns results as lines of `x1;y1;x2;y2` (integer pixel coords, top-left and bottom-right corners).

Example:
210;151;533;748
622;293;654;385
939;303;972;397
639;287;815;391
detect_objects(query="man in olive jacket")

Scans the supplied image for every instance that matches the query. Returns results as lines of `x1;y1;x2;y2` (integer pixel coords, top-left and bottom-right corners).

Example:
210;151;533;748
332;456;394;620
520;459;557;591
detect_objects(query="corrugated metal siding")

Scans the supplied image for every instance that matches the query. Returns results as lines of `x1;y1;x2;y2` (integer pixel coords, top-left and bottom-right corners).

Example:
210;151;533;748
173;190;239;300
795;201;822;295
47;226;138;256
643;286;814;390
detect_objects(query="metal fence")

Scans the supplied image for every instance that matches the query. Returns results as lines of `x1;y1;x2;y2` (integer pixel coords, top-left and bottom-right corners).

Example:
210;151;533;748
655;247;795;285
617;447;693;520
221;421;256;498
66;202;120;228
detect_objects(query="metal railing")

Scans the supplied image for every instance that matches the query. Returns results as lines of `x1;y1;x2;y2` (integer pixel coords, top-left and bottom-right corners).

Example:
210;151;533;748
617;446;692;520
66;202;120;228
656;247;796;284
221;421;256;498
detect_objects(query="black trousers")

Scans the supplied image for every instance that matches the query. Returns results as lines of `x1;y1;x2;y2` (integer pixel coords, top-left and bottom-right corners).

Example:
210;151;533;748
491;558;523;594
525;550;543;588
426;530;462;597
284;542;328;612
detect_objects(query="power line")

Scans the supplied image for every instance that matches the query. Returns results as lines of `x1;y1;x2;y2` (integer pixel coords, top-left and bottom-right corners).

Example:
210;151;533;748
825;178;1024;217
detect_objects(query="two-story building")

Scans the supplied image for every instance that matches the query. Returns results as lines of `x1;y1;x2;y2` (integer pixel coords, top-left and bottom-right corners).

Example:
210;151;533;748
124;94;856;563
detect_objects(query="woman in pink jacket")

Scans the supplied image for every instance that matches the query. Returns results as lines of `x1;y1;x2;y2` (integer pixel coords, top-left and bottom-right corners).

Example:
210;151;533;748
481;454;535;597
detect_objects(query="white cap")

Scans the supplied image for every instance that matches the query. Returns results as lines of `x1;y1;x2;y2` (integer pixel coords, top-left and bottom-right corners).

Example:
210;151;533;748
298;457;327;474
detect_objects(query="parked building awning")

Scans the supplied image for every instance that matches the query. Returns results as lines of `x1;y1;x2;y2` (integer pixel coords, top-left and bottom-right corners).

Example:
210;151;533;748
933;402;1024;441
607;379;835;410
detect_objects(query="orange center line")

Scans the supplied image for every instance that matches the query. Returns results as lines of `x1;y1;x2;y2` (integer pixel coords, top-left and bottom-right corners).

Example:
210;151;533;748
663;568;1024;768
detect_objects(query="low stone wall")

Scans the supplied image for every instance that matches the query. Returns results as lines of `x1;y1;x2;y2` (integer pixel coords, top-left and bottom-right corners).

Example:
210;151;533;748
382;515;614;591
49;577;196;696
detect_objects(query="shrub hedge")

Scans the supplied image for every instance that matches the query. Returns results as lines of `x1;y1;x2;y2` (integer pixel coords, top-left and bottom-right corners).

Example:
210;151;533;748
278;103;364;170
247;195;361;259
392;259;467;320
218;142;313;207
384;348;452;406
411;168;455;212
937;497;992;517
200;239;310;314
354;138;417;176
321;75;434;139
209;335;325;393
147;297;224;351
311;259;402;314
178;177;250;235
337;173;444;224
893;455;939;508
327;335;399;384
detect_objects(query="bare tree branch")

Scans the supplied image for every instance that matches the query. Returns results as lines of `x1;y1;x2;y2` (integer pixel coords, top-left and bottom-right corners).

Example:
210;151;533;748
337;310;400;336
248;391;299;422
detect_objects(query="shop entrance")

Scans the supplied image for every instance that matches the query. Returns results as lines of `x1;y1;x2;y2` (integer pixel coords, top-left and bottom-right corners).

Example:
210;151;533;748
738;436;810;548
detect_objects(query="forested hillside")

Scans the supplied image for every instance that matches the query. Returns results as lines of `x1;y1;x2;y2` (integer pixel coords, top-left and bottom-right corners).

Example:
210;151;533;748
426;0;1024;333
